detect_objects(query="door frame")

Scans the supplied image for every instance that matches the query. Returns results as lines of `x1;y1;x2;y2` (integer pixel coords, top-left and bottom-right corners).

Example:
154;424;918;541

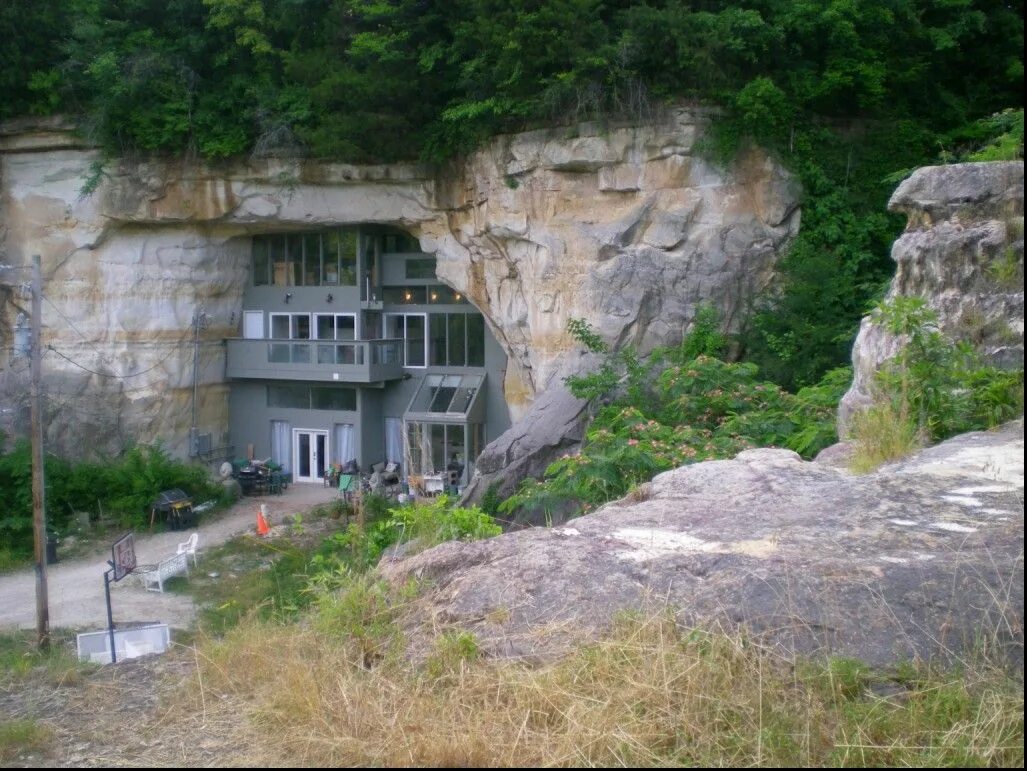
292;428;329;483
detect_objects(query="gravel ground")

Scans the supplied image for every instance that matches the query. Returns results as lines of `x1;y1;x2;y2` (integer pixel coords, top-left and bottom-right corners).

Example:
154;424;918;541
0;484;339;632
0;484;341;767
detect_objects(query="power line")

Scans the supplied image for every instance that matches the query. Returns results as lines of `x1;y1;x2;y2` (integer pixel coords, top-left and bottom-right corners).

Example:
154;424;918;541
42;295;125;364
45;343;188;380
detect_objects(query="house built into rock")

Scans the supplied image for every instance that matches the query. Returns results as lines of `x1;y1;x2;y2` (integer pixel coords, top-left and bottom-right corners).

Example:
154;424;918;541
0;110;800;491
224;226;509;485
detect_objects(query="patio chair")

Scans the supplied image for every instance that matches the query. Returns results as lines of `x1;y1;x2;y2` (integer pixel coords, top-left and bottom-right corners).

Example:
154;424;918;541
176;532;200;568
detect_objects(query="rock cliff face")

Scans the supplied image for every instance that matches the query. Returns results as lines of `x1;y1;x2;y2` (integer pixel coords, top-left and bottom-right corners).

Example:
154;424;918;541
838;161;1024;434
380;421;1025;668
0;110;799;461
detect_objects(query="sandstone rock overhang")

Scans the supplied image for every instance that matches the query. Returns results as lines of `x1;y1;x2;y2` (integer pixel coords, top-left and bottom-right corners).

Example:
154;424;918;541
1;108;799;462
380;420;1025;669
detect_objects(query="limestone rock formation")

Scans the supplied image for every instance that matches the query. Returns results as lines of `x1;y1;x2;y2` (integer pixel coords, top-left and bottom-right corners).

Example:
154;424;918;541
423;107;801;416
379;421;1025;668
0;109;799;462
838;161;1024;434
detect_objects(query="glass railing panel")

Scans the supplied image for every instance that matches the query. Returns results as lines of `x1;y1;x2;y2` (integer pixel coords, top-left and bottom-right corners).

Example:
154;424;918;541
268;343;291;363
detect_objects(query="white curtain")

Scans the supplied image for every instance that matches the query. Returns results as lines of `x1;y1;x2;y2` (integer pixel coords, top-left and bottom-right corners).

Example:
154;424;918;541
270;420;291;472
333;423;355;465
385;418;403;467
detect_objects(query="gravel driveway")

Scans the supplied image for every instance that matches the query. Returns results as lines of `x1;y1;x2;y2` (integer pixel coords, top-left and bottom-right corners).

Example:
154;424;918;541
0;485;339;632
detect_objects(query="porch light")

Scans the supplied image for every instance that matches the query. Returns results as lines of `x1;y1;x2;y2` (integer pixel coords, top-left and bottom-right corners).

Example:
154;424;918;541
404;291;412;301
326;293;334;303
285;293;293;304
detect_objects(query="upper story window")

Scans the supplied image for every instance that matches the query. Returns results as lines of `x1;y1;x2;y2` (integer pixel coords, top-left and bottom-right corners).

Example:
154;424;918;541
253;230;358;288
379;232;419;254
383;313;427;368
405;258;435;279
270;313;310;340
380;285;468;306
429;313;485;367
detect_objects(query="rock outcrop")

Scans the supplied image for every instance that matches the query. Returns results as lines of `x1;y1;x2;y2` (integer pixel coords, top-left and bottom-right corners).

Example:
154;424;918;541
379;421;1025;668
0;109;800;461
838;161;1024;434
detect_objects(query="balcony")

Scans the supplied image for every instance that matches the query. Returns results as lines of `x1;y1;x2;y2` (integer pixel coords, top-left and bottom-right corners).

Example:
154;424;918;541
226;338;405;384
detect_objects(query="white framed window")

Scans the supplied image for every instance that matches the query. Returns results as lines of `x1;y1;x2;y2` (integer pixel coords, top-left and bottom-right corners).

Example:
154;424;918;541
269;313;311;340
383;313;427;368
314;313;357;341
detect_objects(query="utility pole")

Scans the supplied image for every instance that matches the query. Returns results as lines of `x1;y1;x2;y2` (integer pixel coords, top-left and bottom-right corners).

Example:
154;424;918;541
190;309;207;456
30;255;49;651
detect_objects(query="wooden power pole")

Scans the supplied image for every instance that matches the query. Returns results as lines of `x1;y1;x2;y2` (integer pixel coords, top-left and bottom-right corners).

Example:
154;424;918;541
30;254;49;651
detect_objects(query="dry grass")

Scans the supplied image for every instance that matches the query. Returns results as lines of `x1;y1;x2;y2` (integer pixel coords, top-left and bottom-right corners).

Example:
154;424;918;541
848;401;925;473
178;610;1024;767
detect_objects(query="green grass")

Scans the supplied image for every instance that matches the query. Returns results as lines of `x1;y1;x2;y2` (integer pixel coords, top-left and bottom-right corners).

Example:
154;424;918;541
0;629;91;684
0;719;53;762
172;533;331;634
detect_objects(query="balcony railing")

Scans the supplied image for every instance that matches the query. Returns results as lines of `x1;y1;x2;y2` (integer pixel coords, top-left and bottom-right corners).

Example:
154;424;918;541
226;338;405;383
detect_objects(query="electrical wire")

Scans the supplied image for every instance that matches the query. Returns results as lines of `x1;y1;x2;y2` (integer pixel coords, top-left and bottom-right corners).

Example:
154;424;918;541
45;342;190;380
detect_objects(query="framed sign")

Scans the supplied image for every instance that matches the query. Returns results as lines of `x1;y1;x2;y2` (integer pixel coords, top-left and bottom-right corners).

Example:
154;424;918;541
111;533;136;582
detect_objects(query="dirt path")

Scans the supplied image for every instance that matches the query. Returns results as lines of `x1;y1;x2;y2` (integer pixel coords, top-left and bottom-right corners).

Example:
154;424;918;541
0;485;339;632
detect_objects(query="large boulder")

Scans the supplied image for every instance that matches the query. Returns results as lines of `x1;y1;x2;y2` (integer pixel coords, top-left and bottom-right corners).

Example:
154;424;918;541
838;161;1024;434
380;421;1025;668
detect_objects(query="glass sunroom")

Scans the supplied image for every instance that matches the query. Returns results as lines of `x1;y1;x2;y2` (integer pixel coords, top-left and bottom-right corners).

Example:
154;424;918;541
403;374;487;488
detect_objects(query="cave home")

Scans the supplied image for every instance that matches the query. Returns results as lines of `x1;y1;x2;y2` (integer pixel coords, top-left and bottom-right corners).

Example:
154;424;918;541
225;226;510;488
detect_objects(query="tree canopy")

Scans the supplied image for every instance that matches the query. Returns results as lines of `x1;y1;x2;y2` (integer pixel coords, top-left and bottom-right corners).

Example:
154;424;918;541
5;0;1021;163
3;0;1023;384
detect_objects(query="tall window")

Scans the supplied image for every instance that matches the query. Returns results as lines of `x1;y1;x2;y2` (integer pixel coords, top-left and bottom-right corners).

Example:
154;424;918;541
429;313;485;367
384;313;427;367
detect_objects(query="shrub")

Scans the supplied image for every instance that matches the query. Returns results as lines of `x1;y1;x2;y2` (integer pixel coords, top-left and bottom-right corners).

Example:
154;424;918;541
0;439;220;564
851;298;1024;472
502;315;849;521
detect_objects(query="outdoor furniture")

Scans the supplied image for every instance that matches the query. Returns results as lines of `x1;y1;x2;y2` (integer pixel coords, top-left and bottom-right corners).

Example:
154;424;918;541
325;464;342;488
423;473;446;496
150;489;195;530
136;552;189;593
176;532;200;568
235;465;269;495
338;473;359;502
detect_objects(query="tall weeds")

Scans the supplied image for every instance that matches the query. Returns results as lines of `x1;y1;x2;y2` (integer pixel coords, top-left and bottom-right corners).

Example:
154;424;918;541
185;612;1024;767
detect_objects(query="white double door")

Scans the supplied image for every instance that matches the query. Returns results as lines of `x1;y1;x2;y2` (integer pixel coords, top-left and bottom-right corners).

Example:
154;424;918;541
292;429;328;484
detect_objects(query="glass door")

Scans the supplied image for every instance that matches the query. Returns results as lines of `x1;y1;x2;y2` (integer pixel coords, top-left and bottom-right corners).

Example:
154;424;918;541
292;429;328;483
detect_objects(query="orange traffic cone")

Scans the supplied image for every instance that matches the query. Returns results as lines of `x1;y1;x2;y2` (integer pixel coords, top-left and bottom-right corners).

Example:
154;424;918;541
256;504;270;536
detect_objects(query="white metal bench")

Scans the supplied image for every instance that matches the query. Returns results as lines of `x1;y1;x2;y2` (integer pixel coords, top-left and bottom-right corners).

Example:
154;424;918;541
137;551;190;593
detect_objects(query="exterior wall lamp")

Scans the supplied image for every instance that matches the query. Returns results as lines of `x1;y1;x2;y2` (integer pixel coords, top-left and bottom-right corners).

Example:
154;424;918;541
326;293;334;303
285;293;293;304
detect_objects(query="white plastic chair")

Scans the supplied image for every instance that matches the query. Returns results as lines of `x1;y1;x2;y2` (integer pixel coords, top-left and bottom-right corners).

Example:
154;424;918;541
176;532;200;568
